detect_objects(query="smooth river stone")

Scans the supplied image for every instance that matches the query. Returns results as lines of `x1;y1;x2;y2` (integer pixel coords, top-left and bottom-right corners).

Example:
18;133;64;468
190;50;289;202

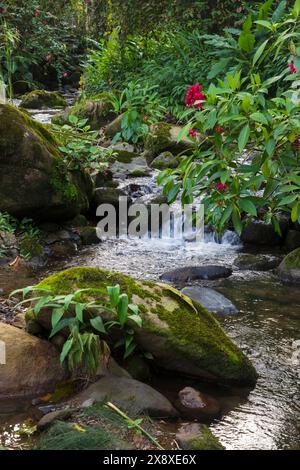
182;286;238;314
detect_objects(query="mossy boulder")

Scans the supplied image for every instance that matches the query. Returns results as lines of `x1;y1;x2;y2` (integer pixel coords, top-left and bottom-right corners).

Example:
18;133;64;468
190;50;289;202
144;123;194;162
0;103;93;221
29;267;258;386
150;151;179;170
278;248;300;285
52;95;116;130
176;423;224;450
20;90;67;109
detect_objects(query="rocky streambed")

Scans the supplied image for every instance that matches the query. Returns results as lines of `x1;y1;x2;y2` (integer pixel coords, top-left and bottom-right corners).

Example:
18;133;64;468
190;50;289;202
0;96;299;451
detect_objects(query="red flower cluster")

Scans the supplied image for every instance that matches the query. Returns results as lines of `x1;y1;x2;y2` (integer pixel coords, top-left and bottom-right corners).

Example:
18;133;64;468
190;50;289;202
217;181;228;192
289;63;297;74
185;83;205;109
0;7;7;14
34;9;41;17
215;126;224;135
46;52;52;62
189;128;197;138
293;137;300;151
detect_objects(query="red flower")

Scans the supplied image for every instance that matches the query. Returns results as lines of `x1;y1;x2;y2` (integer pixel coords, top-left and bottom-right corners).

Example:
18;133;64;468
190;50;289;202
293;137;300;151
43;20;48;25
0;7;7;14
185;83;205;109
46;52;52;62
215;126;224;134
289;63;297;74
34;9;41;17
217;181;228;192
63;72;69;78
189;128;197;138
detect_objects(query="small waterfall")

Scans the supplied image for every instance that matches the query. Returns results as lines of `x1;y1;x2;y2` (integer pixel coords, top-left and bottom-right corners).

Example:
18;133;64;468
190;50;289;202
0;82;6;103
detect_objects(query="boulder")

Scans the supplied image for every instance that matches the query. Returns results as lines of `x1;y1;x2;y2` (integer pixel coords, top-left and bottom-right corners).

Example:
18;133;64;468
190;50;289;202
30;267;258;386
176;387;221;419
20;90;67;109
284;230;300;252
160;266;232;283
105;113;124;139
234;253;281;271
150;151;179;170
181;287;238;314
144;123;194;162
0;104;92;221
52;97;116;130
37;408;73;431
176;423;224;450
278;248;300;285
0;322;67;398
72;376;177;417
77;226;100;245
241;218;288;246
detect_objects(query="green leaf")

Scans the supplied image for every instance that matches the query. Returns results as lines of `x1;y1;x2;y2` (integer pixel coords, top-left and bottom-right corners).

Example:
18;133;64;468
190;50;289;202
278;194;298;206
291;202;299;222
265;138;276;157
238;124;250;152
117;294;129;327
60;339;73;364
293;0;300;16
250;112;268;125
232;206;243;236
75;303;85;323
238;198;257;217
90;316;106;334
51;307;65;329
254;20;273;30
49;318;74;339
238;32;255;53
128;314;142;328
107;285;120;308
253;39;269;66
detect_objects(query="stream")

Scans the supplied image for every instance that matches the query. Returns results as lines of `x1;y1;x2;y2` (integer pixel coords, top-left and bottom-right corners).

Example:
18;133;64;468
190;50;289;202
0;101;299;451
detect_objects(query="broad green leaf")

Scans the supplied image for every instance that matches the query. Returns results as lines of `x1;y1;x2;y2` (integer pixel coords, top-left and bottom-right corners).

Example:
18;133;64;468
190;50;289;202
107;285;120;308
51;307;65;329
250;112;268;125
90;316;106;334
238;124;250;152
278;194;298;206
239;32;255;53
60;339;73;364
238;198;257;217
291;202;299;222
117;294;129;327
253;39;269;66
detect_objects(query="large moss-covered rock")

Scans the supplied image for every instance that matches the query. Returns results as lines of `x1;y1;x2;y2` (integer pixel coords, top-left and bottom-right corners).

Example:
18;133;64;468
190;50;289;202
20;90;67;109
30;267;258;386
52;96;116;130
278;248;300;285
0;322;67;398
0;104;92;221
144;123;194;162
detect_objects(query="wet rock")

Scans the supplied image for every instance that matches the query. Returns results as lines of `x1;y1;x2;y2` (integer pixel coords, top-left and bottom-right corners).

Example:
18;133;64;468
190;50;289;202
52;97;116;129
77;226;99;245
144;123;193;162
73;376;178;418
31;267;258;386
234;253;281;271
284;230;300;252
278;248;300;285
20;90;66;109
93;187;127;207
176;423;224;450
111;142;138;161
160;266;232;283
0;322;67;398
150;151;179;170
123;355;151;382
241;218;288;246
92;169;117;188
0;104;92;221
176;387;221;419
37;408;73;431
110;155;150;178
181;287;238;314
66;214;89;228
48;240;77;259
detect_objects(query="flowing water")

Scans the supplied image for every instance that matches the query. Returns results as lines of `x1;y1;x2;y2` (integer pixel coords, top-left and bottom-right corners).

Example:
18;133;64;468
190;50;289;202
0;103;299;450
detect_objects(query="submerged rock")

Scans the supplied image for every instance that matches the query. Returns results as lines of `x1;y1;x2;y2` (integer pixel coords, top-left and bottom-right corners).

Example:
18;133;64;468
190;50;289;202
30;267;257;386
20;90;67;109
176;423;224;450
177;387;221;419
278;248;300;285
0;322;67;398
241;218;288;246
160;266;232;283
0;104;92;221
73;376;177;417
234;253;281;272
181;287;238;314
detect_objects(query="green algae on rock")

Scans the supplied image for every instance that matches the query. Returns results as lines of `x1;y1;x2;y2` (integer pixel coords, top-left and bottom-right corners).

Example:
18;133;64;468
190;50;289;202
30;267;258;386
278;248;300;285
0;103;92;221
20;90;67;109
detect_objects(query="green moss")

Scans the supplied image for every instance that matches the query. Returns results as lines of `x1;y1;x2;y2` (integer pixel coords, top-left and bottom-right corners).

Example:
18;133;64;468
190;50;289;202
144;123;172;156
20;90;67;109
282;248;300;269
188;427;224;451
34;267;257;385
